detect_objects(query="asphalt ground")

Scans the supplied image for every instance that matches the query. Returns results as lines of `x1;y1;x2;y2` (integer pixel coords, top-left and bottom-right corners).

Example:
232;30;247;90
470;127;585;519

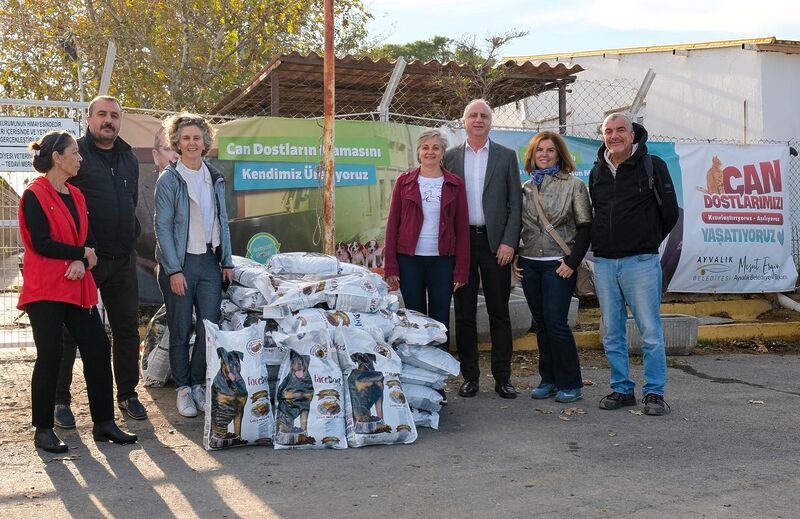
1;349;798;519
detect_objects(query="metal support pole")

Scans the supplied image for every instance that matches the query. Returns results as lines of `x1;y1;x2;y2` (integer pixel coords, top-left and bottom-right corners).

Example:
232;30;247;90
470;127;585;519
558;82;567;135
98;40;117;96
629;68;656;118
322;0;335;254
377;57;406;122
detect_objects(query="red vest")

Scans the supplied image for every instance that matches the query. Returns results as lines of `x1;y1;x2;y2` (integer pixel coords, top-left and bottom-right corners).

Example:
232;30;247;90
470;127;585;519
17;177;98;310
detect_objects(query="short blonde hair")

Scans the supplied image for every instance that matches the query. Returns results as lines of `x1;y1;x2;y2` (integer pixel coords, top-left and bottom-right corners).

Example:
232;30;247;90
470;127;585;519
164;113;216;156
415;128;448;163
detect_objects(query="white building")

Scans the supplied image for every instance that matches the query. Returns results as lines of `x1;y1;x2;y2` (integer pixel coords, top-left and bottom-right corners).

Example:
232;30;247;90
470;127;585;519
505;37;800;143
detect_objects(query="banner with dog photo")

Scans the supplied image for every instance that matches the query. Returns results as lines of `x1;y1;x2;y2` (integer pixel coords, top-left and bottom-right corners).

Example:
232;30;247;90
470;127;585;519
668;143;797;292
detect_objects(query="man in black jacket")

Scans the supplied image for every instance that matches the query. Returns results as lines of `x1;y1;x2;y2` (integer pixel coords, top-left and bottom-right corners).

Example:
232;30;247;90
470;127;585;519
589;113;679;417
54;96;147;426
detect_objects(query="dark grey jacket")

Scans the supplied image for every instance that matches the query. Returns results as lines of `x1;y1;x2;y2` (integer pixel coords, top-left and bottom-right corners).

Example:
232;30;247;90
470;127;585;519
443;140;521;253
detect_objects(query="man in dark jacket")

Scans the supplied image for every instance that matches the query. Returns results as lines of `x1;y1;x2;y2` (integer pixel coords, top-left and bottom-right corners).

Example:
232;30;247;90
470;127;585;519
443;99;522;399
589;113;679;416
54;95;147;426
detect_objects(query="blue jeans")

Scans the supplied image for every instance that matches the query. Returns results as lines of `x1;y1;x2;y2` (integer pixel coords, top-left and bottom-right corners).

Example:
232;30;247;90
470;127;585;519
158;250;222;389
519;258;582;390
594;254;666;396
397;254;455;350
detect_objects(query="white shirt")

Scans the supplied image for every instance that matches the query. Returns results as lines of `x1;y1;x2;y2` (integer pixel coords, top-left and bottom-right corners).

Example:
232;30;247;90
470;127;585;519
177;159;219;254
415;175;444;256
464;139;489;226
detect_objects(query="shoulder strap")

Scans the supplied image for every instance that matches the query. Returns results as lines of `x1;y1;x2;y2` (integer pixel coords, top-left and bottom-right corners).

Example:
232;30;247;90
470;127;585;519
644;154;662;206
531;187;572;255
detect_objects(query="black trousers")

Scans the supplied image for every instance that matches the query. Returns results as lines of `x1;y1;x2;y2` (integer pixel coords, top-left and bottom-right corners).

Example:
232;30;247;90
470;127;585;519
454;230;513;383
28;301;114;428
56;253;140;404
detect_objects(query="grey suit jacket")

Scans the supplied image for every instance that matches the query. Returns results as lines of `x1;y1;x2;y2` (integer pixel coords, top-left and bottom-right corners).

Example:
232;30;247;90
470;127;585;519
444;139;522;253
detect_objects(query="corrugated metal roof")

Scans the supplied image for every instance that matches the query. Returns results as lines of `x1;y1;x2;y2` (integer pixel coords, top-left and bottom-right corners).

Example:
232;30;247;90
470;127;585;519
212;52;583;119
505;36;800;61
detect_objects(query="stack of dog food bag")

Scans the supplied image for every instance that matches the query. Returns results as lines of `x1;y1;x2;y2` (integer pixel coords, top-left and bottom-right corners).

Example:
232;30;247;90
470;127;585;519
197;252;458;451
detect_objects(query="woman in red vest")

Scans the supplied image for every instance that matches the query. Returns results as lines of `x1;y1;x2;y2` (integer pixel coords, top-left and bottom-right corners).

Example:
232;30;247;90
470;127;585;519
19;131;137;453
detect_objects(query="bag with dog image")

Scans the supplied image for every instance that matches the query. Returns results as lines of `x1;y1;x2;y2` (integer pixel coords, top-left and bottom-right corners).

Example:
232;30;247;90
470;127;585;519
403;383;444;414
203;320;276;450
277;307;398;340
411;408;440;430
335;328;417;447
274;330;351;450
387;308;448;346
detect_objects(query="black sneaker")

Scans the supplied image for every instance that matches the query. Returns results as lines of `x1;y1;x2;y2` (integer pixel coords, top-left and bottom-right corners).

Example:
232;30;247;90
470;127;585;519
54;404;76;429
642;393;671;416
118;397;148;420
599;391;636;410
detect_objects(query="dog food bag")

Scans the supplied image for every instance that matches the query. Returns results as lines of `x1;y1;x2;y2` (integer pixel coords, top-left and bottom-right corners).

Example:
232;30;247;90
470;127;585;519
229;310;262;331
323;272;395;313
263;328;291;405
203;320;275;450
335;328;417;447
394;343;461;377
411;408;440;430
402;383;443;414
278;308;398;339
274;330;349;450
267;252;340;277
387;308;448;346
338;262;370;275
140;305;172;387
227;283;269;311
220;299;240;320
400;364;449;390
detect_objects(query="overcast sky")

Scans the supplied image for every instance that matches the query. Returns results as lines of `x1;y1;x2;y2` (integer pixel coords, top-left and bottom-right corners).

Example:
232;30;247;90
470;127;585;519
365;0;800;58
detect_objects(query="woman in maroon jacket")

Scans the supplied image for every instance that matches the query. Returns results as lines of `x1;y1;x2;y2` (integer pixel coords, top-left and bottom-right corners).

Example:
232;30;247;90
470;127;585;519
19;131;137;453
384;128;470;353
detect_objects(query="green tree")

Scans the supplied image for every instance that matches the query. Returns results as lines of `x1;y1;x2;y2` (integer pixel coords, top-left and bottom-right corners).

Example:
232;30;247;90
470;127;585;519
0;0;370;112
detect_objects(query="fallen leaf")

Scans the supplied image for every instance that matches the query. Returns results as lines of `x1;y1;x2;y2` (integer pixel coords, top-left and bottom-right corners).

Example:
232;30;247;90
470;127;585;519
561;407;586;416
558;415;571;421
608;431;618;437
534;408;553;415
25;491;43;499
755;345;769;353
629;410;644;416
748;400;766;405
46;455;80;463
582;379;594;386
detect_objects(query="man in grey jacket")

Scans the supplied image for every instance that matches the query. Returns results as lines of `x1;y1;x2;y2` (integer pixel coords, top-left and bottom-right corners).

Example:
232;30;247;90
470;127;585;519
444;99;522;399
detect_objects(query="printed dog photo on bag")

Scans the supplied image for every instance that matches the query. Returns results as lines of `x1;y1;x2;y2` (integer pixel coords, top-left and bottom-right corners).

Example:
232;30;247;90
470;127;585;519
210;347;249;448
276;351;316;445
348;352;391;434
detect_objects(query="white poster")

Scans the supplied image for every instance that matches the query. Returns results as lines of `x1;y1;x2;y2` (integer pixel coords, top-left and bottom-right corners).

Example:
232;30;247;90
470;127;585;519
669;143;797;293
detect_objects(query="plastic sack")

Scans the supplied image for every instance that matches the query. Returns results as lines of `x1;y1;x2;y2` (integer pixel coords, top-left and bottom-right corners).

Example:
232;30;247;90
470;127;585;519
411;408;440;430
403;383;443;414
227;283;268;311
274;330;349;449
394;343;460;377
203;320;275;450
400;364;449;390
277;307;397;339
267;252;339;277
336;328;417;447
388;309;448;346
140;305;171;387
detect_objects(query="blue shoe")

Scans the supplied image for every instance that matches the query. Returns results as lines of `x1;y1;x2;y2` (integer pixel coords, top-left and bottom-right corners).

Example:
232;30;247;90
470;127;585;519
555;388;583;403
531;383;557;399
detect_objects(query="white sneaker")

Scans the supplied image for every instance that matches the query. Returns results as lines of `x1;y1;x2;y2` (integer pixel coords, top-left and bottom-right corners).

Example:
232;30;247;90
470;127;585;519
176;387;198;417
191;384;206;413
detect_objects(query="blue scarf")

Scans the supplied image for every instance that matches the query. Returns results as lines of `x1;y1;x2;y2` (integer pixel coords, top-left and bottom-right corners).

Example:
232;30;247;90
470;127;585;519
532;163;560;186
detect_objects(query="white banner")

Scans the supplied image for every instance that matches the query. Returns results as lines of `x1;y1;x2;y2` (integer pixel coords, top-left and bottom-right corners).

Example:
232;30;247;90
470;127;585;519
669;143;797;293
0;117;80;171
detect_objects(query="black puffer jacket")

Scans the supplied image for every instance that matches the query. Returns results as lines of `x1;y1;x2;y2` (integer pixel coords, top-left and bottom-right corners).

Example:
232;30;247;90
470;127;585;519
70;130;140;257
588;123;678;259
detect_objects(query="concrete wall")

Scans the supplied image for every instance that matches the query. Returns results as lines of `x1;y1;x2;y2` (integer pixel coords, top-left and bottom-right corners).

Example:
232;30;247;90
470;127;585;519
518;47;799;142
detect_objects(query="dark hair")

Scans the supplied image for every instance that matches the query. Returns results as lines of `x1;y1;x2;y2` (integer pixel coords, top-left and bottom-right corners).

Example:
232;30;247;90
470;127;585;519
28;131;76;173
523;130;576;174
88;95;121;115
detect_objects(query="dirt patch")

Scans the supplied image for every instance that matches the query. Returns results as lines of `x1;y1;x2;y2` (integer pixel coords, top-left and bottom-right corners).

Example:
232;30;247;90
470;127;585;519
756;308;800;322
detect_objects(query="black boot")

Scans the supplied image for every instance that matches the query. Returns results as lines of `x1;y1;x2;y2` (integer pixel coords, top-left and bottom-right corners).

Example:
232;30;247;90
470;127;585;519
34;428;68;453
92;421;138;445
